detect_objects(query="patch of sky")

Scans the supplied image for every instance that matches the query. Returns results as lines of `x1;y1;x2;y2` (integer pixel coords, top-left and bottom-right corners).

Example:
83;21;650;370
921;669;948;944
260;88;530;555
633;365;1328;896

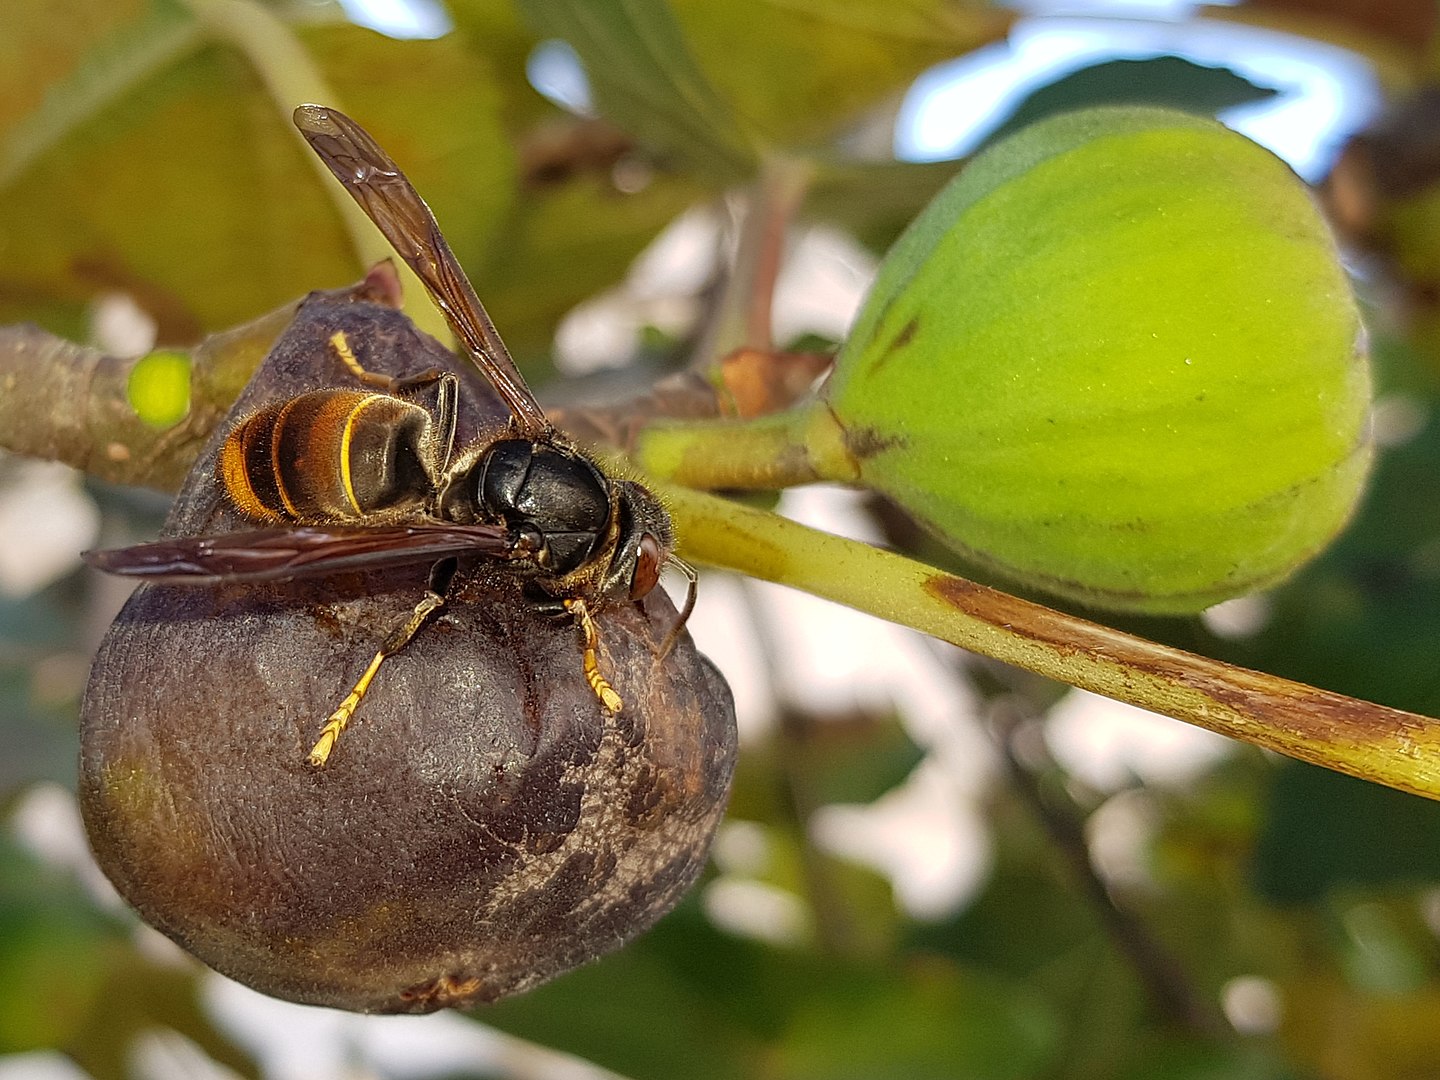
336;0;452;40
896;14;1383;182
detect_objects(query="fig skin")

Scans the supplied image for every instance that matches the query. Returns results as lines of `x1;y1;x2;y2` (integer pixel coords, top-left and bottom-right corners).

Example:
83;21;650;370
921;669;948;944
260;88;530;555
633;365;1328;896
79;281;738;1013
826;107;1371;612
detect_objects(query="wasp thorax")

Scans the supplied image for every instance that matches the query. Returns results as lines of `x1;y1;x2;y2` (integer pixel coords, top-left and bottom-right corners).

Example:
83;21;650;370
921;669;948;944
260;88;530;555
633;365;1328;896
475;439;612;577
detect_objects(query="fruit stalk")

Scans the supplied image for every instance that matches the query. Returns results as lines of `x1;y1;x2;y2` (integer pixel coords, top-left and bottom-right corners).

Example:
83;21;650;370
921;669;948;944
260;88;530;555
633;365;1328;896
660;481;1440;802
636;403;855;490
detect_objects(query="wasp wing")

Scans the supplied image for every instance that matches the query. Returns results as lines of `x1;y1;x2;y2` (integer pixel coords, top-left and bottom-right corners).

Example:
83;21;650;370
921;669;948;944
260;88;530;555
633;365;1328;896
84;524;518;584
293;104;552;440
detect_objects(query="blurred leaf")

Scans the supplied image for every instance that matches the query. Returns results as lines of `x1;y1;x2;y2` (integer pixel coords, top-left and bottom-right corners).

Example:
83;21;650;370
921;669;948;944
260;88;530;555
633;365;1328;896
68;955;258;1080
915;860;1097;980
516;0;755;181
0;839;117;1053
484;900;1059;1080
673;0;1011;148
808;157;962;254
0;573;92;797
482;903;772;1080
907;808;1142;1076
1114;1037;1301;1080
1281;976;1440;1080
476;170;705;359
442;0;553;131
793;713;924;806
769;961;1059;1080
1333;901;1429;995
1253;762;1440;903
0;1;191;169
748;811;902;958
0;1;513;342
1242;0;1437;62
0;670;79;798
1384;184;1440;285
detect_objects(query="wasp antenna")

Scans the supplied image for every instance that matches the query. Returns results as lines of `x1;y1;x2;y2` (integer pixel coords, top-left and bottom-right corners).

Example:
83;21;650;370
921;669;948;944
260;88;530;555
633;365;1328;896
657;556;698;660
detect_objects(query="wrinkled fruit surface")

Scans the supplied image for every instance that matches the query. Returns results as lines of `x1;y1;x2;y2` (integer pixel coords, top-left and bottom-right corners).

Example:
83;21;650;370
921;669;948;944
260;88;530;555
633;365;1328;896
80;286;737;1013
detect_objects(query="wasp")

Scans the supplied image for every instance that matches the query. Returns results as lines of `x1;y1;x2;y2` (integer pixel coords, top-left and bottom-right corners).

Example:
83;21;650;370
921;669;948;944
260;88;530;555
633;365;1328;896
85;104;692;767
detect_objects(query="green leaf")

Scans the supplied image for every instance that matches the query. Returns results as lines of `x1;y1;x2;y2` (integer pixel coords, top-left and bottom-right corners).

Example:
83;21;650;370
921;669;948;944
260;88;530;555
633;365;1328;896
477;170;705;357
482;903;774;1080
484;901;1060;1080
792;713;924;806
0;840;118;1053
672;0;1011;148
808;157;967;254
1113;1038;1302;1080
770;964;1059;1080
0;1;514;342
0;0;197;189
1253;762;1440;904
516;0;755;181
982;56;1280;149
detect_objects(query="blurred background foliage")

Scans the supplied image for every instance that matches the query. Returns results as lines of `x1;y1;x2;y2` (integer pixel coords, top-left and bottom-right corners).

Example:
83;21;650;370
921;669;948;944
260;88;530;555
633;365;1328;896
3;0;1440;1078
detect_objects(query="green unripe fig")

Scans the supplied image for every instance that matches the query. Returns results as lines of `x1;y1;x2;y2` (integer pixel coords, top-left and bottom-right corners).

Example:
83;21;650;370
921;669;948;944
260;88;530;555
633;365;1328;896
824;106;1370;611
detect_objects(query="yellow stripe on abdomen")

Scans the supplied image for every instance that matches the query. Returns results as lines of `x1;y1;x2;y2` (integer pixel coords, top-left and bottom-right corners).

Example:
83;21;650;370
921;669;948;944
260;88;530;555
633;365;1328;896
339;394;390;516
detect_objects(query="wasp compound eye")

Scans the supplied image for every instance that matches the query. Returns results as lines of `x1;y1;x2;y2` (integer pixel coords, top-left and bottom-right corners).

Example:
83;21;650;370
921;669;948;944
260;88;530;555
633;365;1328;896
630;533;664;600
80;573;735;1012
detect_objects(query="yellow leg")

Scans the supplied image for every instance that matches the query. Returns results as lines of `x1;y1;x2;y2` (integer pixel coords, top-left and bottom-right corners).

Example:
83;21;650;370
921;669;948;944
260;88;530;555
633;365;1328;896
307;587;448;767
329;330;382;386
330;330;446;394
307;650;383;767
565;598;623;714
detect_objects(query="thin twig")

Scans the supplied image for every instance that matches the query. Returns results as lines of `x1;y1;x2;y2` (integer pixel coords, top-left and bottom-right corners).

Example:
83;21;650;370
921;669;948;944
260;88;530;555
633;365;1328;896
988;696;1222;1033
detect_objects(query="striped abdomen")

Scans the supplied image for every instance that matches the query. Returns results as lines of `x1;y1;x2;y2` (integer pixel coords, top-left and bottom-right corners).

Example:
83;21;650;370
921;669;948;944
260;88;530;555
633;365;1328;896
218;390;436;523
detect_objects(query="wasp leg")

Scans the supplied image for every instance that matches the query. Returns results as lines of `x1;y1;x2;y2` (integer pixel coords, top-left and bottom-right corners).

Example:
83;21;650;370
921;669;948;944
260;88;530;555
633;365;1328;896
328;329;448;395
329;329;459;474
307;559;457;767
563;598;623;714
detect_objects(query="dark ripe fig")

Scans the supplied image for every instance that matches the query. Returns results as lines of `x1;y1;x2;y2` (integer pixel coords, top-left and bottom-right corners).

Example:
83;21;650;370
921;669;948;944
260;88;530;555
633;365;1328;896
79;283;737;1013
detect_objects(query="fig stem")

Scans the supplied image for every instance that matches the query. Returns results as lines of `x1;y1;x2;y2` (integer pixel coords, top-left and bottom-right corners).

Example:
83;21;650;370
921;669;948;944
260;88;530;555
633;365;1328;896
658;481;1440;803
0;309;295;492
635;402;857;489
691;154;815;366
